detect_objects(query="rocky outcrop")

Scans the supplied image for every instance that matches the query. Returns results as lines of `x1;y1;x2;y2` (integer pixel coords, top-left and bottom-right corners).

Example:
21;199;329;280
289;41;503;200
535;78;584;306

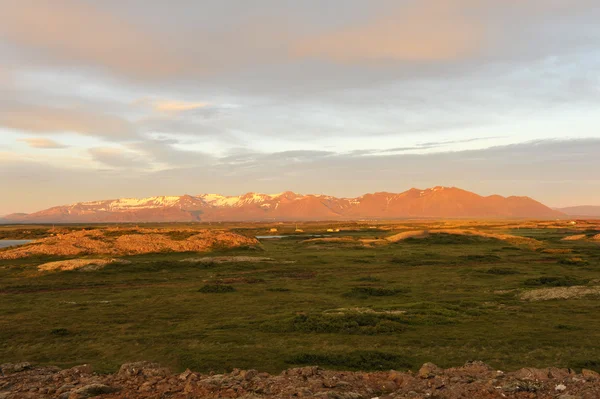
1;361;600;398
0;228;260;260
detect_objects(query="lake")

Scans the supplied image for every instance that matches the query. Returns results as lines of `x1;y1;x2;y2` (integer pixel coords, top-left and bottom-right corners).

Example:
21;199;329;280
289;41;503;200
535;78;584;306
0;240;33;249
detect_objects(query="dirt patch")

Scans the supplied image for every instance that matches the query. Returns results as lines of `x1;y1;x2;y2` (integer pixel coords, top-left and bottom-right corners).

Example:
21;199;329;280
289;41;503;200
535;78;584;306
592;234;600;241
181;256;277;264
37;258;129;272
0;228;259;259
520;285;600;301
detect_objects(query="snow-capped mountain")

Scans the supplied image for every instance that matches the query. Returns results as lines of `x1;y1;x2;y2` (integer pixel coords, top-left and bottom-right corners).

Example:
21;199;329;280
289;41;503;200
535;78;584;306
3;187;564;223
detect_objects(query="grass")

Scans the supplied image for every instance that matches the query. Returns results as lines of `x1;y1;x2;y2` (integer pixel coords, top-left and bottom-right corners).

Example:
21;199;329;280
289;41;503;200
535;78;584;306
1;221;600;374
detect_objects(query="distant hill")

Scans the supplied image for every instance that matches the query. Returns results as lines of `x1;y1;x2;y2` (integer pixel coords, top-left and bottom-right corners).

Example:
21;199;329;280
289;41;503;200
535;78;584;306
555;206;600;217
3;186;564;223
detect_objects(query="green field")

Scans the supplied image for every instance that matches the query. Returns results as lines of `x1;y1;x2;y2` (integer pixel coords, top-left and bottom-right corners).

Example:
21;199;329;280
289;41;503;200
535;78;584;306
1;222;600;374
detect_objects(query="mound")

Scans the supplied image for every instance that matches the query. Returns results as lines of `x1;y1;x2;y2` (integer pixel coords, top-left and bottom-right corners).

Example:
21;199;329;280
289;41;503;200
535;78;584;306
385;229;542;248
561;234;588;241
0;228;259;260
385;230;429;242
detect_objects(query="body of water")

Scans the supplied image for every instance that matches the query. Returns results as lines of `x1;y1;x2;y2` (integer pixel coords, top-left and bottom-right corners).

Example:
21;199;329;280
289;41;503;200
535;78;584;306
0;240;33;249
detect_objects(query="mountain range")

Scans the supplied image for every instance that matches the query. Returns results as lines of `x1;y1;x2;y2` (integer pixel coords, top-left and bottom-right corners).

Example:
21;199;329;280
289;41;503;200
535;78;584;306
1;187;569;223
554;205;600;218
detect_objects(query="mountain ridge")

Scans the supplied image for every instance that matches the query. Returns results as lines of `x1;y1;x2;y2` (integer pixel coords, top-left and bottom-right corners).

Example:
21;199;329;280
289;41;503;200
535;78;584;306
3;186;565;223
555;205;600;217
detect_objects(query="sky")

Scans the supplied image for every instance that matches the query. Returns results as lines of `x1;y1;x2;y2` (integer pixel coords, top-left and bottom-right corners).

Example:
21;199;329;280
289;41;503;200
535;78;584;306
0;0;599;215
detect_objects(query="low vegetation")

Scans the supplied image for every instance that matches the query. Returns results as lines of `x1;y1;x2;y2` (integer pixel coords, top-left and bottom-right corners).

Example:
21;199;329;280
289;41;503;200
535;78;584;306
1;220;600;375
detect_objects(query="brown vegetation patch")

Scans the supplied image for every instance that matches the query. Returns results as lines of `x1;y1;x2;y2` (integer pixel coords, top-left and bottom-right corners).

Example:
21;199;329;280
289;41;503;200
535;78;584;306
542;248;573;254
561;234;588;241
0;228;259;259
520;286;600;301
37;258;129;272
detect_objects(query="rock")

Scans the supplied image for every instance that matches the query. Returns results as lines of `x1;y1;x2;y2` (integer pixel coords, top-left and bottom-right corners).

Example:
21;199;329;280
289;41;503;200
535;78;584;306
179;368;193;380
244;369;259;381
417;363;441;379
555;383;567;391
548;367;573;379
582;369;600;379
513;367;550;381
1;362;32;375
56;384;76;394
58;364;94;378
74;383;119;398
118;361;170;378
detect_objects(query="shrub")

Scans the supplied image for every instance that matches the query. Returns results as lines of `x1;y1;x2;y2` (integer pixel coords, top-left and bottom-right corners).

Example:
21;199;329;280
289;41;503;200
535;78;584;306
523;276;588;287
485;267;519;275
266;287;291;292
460;254;501;262
356;276;381;282
198;284;236;293
50;328;70;336
263;312;407;335
343;286;409;298
287;350;413;371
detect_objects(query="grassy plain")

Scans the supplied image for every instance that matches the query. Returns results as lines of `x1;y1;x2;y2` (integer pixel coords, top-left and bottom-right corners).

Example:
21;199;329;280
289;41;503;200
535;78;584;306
1;220;599;374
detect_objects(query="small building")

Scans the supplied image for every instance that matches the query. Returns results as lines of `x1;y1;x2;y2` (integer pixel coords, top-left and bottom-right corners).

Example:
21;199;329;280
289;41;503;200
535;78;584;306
326;228;334;232
269;228;278;232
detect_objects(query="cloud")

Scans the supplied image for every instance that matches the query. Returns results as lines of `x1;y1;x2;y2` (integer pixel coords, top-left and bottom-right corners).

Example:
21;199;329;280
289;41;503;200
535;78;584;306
126;138;214;167
134;98;211;114
88;147;146;168
293;1;483;63
2;139;599;215
0;102;136;139
18;137;67;149
0;0;187;79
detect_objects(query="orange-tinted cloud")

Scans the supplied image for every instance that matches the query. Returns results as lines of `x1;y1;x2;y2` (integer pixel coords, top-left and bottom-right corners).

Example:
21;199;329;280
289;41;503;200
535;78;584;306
0;0;187;79
18;137;67;149
0;104;135;138
293;1;484;63
134;98;211;114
